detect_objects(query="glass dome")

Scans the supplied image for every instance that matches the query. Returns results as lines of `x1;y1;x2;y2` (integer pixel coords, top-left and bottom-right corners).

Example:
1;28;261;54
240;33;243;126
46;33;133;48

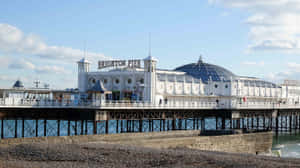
174;57;236;83
13;80;24;88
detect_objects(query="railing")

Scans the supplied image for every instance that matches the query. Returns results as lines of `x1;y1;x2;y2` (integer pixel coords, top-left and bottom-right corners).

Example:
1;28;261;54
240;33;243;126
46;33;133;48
1;98;300;110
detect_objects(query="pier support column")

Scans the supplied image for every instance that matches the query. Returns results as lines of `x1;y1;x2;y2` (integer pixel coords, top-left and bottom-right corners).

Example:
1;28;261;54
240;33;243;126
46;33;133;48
236;119;240;129
57;120;60;136
139;120;143;132
75;120;77;135
22;118;24;138
163;119;165;131
36;119;38;137
275;116;279;137
116;120;119;133
201;118;205;131
256;117;259;130
14;119;17;138
44;119;47;137
215;117;218;130
1;119;3;139
93;121;97;134
68;120;70;136
121;120;123;133
85;120;88;135
222;117;226;130
81;120;84;135
172;118;176;130
289;115;292;133
105;120;109;134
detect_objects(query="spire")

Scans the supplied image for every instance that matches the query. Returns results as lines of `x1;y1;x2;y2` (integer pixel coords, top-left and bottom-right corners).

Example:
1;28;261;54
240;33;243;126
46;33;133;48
198;55;203;64
148;32;151;57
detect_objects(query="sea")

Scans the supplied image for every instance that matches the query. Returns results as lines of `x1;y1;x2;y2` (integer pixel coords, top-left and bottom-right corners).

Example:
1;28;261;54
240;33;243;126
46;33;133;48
272;132;300;158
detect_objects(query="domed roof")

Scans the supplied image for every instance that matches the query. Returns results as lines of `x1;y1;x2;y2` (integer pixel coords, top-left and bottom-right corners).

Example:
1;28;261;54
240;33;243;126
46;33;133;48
174;57;236;83
13;80;24;88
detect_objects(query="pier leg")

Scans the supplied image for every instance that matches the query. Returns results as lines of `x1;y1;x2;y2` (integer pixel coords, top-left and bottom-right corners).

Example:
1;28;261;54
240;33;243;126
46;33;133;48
237;119;240;129
230;118;232;129
14;119;17;138
257;117;259;130
196;118;199;130
116;120;119;133
68;120;70;136
0;119;3;139
185;119;187;130
275;116;279;137
251;117;254;129
81;120;84;135
172;118;176;130
152;120;154;132
247;117;249;129
201;118;205;131
57;120;60;136
93;121;97;134
121;120;123;133
167;120;170;131
242;118;245;129
85;120;88;135
44;119;47;137
139;120;142;132
36;119;38;137
222;117;226;130
216;117;218;130
193;118;195;130
105;120;109;134
263;117;266;130
74;120;77;135
290;115;292;133
160;119;162;131
22;118;24;138
163;119;165;131
281;116;283;132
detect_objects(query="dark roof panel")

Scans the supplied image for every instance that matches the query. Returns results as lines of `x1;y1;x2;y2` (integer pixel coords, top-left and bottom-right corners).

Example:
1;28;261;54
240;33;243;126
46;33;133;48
174;60;236;83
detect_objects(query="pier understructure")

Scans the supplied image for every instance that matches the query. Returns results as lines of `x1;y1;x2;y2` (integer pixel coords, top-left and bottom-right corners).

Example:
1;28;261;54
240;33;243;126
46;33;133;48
0;102;300;139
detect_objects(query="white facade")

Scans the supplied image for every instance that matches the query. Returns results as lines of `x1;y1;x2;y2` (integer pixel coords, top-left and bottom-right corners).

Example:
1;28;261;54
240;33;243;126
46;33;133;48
76;56;300;108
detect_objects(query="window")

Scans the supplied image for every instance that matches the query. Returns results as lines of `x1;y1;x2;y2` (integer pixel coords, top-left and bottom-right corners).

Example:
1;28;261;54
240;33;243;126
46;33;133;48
140;78;144;84
104;79;108;84
225;84;228;88
214;84;218;88
128;78;132;84
115;79;119;84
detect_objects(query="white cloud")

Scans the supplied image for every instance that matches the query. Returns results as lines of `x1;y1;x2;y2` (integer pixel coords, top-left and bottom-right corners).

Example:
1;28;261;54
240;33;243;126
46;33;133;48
8;59;69;74
0;23;110;62
8;59;35;70
264;62;300;82
209;0;300;53
242;61;264;66
35;65;69;74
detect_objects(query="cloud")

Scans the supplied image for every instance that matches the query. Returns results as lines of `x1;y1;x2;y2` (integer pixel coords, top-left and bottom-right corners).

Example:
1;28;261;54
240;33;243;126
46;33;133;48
8;59;35;70
0;23;110;62
264;62;300;82
209;0;300;53
8;59;69;74
242;61;264;66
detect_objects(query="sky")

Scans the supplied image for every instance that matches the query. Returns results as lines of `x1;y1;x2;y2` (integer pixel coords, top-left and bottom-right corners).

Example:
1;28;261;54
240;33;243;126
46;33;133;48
1;0;300;89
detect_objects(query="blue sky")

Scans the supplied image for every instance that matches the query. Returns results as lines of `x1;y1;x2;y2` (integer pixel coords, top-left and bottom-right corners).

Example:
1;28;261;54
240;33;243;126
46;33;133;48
0;0;300;89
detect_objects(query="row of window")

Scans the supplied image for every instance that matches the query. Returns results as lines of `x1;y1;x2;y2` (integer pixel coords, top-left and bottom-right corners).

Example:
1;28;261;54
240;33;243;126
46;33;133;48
89;78;144;85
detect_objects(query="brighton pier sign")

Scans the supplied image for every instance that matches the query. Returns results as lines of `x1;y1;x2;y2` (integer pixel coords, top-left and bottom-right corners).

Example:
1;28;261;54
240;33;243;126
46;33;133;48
98;60;141;69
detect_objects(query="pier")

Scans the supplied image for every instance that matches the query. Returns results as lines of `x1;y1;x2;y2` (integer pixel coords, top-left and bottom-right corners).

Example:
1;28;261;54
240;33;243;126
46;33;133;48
0;100;300;139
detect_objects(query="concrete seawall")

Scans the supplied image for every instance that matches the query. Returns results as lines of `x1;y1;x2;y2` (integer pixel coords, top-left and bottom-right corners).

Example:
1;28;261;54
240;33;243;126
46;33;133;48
0;130;273;154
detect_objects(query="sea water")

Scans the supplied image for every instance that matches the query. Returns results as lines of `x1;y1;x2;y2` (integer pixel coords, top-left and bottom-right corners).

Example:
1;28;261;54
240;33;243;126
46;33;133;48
272;132;300;158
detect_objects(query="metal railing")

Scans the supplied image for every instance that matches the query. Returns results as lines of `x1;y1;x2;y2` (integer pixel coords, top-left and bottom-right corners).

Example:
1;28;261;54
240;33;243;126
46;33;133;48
1;98;300;110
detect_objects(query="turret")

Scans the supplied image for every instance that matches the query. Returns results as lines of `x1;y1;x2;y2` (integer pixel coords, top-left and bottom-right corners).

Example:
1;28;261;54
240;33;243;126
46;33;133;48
143;56;157;103
77;58;90;92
